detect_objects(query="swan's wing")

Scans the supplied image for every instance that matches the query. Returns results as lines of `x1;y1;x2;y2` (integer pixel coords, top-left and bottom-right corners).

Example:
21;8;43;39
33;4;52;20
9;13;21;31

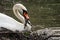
0;13;25;32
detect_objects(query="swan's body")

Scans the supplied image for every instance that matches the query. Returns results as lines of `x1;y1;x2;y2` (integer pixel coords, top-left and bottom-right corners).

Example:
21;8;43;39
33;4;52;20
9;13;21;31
0;4;32;32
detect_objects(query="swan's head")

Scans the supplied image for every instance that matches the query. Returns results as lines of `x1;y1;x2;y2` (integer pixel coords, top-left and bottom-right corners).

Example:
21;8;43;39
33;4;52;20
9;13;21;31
17;3;30;20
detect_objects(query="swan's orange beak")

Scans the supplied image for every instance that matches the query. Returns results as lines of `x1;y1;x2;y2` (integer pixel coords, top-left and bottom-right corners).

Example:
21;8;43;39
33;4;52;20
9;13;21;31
23;12;29;19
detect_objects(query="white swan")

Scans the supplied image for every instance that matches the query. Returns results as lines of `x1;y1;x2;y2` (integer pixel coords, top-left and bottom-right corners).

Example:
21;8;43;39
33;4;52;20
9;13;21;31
0;3;32;32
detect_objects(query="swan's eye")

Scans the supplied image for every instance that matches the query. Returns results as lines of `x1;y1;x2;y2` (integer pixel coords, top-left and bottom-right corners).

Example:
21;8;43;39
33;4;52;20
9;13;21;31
23;10;27;13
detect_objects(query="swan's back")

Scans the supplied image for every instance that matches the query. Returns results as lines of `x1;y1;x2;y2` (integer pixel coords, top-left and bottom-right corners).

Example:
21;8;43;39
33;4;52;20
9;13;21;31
0;13;24;32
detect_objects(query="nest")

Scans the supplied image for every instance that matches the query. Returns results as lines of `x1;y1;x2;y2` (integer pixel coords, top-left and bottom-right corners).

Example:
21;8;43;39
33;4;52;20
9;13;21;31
0;28;59;40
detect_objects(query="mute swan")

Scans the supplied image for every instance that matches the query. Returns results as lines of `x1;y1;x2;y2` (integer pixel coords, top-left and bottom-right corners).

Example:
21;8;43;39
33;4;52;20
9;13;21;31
0;3;32;32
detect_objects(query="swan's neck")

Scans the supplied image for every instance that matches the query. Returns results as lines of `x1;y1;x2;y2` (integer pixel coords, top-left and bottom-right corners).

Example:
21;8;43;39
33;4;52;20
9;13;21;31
13;6;25;24
13;4;32;31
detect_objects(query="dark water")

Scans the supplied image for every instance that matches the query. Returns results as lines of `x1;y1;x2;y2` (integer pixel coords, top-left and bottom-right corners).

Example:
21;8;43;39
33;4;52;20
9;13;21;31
0;0;60;29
